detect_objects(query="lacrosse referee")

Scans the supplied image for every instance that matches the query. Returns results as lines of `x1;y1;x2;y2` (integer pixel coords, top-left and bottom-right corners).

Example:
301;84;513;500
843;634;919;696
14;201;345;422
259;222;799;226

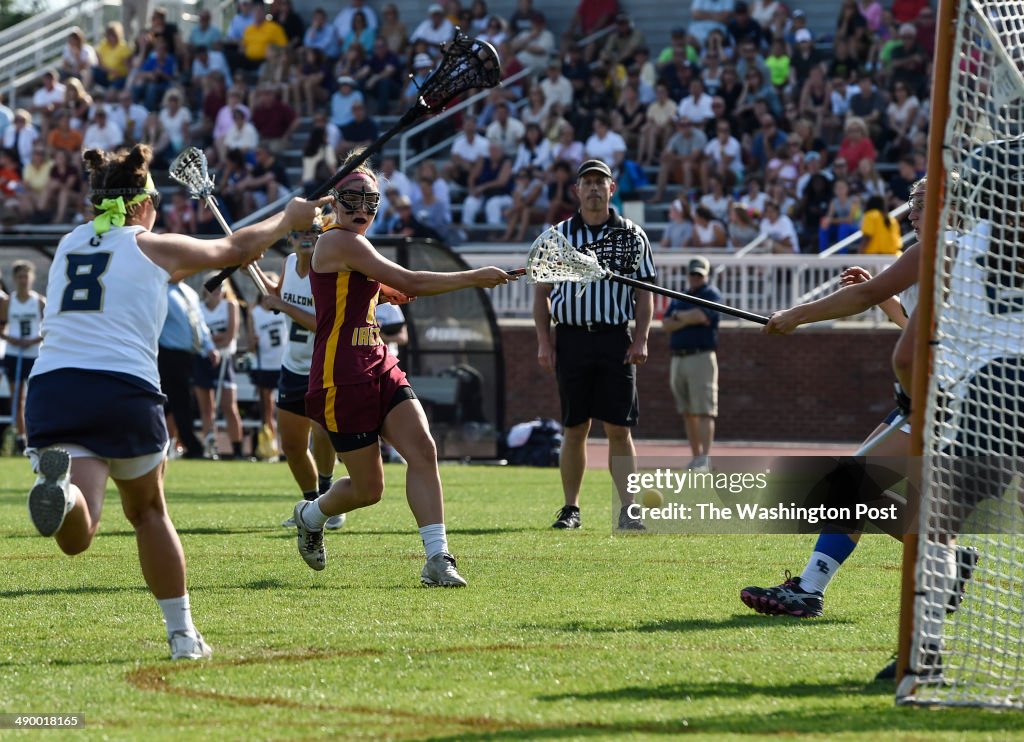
533;158;656;531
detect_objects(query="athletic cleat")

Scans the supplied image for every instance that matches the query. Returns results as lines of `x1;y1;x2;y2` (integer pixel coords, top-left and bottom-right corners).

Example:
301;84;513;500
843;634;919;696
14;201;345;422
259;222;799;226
204;433;218;460
877;644;944;684
420;552;468;587
740;571;824;617
325;514;346;530
168;630;213;660
687;455;710;471
27;448;73;537
618;505;646;531
293;501;326;571
949;545;979;613
281;515;296;527
552;505;580;530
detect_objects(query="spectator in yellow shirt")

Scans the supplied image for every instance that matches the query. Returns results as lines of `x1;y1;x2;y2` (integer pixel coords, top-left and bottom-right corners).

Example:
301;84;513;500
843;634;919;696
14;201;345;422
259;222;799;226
859;195;902;254
241;5;289;70
95;22;134;90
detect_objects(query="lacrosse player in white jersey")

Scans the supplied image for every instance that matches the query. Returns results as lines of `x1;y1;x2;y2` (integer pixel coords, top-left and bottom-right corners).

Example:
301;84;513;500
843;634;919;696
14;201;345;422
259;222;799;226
251;222;342;529
247;270;287;458
1;260;44;454
24;143;331;660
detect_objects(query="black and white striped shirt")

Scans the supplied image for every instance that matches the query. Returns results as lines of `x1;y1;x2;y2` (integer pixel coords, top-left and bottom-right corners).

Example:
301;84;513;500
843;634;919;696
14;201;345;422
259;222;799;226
548;210;657;326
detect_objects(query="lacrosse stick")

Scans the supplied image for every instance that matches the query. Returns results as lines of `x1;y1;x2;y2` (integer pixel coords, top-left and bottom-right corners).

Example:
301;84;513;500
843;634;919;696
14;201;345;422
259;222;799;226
169;147;269;297
526;227;771;325
205;27;502;293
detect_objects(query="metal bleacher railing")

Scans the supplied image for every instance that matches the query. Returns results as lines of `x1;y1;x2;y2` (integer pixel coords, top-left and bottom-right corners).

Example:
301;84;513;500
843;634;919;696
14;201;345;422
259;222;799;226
464;252;900;324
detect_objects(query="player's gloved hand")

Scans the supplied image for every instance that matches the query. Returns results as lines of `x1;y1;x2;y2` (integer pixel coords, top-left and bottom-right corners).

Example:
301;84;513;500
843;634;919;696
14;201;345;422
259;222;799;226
894;383;911;417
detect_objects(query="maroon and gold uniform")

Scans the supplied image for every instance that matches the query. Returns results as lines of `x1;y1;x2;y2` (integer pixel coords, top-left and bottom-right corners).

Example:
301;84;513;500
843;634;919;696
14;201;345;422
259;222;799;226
305;227;409;438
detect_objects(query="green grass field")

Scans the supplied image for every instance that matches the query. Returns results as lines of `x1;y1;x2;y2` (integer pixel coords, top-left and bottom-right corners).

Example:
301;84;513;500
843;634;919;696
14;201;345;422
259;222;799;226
3;458;1024;741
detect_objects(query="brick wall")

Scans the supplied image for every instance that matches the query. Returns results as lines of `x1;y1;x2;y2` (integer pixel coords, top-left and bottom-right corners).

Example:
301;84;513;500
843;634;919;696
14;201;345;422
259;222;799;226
500;322;901;442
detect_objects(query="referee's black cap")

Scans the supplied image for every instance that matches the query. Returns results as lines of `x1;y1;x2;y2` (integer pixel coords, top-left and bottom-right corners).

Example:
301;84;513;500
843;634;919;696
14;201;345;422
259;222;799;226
577;159;612;180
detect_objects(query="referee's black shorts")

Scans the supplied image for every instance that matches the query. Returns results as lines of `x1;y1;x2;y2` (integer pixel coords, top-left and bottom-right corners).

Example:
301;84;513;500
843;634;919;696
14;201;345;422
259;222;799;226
554;324;638;428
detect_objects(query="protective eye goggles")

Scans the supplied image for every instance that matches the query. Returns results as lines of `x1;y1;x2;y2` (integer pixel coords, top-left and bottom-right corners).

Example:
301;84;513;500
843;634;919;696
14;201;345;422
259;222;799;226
333;188;380;215
290;226;321;248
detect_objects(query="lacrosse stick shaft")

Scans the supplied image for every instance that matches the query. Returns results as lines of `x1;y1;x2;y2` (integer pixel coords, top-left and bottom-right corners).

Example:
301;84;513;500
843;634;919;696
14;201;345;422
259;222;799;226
308;106;423;200
204;107;424;294
202;196;269;296
853;414;908;456
608;274;770;325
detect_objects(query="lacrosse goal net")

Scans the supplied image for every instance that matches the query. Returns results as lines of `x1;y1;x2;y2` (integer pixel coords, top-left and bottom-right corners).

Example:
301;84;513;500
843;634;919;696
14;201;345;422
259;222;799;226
897;0;1024;708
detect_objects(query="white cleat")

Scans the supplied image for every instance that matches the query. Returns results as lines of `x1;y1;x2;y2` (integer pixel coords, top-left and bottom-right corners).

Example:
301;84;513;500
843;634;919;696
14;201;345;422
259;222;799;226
324;514;346;530
281;515;296;528
293;501;326;571
169;630;213;660
27;448;73;537
420;552;468;587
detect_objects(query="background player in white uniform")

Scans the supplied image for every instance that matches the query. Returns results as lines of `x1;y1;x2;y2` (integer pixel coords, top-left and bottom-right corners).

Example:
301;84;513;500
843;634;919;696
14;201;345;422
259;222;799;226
1;261;44;454
0;267;8;450
254;225;342;529
23;143;329;660
195;278;245;459
246;271;286;458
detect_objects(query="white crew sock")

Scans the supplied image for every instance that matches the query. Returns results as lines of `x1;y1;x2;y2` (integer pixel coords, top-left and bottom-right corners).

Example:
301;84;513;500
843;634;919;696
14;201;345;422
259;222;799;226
419;523;449;560
799;552;842;594
300;499;329;530
919;541;957;648
157;594;196;637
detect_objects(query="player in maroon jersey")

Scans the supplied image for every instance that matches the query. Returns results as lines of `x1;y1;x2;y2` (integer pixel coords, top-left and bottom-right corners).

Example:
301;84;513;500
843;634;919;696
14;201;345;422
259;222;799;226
294;152;515;586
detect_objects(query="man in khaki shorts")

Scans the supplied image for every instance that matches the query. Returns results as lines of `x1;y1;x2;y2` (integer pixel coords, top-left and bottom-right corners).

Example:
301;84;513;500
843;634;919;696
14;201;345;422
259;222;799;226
661;256;720;470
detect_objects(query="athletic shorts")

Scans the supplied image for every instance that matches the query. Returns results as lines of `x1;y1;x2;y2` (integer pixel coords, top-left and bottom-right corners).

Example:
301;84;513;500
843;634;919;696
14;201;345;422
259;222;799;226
250;368;281;391
192;353;236;390
3;354;35;386
669;351;718;417
305;363;415;452
277;367;310;417
26;368;168;459
554;324;638;428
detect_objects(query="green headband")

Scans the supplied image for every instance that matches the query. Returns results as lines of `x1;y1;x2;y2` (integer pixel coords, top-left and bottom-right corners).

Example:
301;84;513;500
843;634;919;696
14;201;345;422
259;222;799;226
93;174;156;235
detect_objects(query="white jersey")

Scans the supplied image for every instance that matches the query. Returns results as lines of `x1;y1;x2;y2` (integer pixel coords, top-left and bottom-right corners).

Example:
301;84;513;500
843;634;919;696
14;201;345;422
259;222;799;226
31;222;169;389
0;291;7;359
280;252;315;375
250;304;287;370
936;220;1024;395
202;297;237;356
7;291;43;359
899;283;918;318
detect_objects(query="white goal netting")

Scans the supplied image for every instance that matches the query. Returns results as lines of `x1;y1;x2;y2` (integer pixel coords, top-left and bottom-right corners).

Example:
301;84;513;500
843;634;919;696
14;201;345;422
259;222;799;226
899;0;1024;709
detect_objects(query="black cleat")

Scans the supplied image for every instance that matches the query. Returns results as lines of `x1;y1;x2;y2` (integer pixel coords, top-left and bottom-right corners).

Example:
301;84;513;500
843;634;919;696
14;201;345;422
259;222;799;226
552;505;580;529
617;505;646;531
948;545;979;613
740;571;824;617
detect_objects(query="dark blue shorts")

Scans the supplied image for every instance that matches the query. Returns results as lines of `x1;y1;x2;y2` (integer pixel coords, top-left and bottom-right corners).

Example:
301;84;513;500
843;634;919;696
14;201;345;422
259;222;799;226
26;369;168;458
193;353;236;390
3;354;36;386
277;367;310;417
250;368;281;390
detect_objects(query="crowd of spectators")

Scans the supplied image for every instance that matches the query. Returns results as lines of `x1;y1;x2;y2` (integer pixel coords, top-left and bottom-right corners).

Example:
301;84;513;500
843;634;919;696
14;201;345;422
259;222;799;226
0;0;931;252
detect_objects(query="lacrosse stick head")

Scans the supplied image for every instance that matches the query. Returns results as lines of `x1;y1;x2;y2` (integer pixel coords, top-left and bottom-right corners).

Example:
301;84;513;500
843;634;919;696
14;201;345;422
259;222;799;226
416;28;501;113
169;146;215;200
526;228;608;284
525;227;645;284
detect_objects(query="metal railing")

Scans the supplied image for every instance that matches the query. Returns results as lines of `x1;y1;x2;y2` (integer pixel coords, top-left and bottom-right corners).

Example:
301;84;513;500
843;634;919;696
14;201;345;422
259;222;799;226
461;253;900;323
818;202;911;257
398;67;533;174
